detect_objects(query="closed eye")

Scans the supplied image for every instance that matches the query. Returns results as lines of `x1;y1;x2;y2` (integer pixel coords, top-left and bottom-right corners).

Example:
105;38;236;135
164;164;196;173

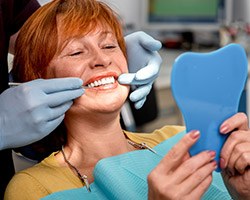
103;45;117;49
69;51;83;56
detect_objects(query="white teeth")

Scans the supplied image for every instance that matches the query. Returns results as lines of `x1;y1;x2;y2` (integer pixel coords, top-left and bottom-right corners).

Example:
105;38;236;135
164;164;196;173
87;76;115;88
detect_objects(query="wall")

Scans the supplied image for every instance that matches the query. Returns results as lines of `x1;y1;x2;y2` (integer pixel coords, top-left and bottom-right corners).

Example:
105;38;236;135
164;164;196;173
101;0;143;32
233;0;250;23
37;0;143;33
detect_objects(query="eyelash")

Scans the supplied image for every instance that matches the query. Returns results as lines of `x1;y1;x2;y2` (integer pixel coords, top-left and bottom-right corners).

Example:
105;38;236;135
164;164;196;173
103;44;117;49
68;44;117;57
69;51;83;56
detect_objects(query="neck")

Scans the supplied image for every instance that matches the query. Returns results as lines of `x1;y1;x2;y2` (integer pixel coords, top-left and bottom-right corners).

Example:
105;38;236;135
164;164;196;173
66;112;129;153
56;112;134;182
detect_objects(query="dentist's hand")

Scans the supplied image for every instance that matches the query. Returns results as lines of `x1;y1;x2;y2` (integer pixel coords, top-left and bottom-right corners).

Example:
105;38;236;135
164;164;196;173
0;78;84;150
118;31;162;109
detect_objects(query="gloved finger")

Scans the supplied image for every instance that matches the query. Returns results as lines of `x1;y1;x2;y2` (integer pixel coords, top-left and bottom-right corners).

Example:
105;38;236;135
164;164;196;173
118;72;157;86
44;115;65;135
135;52;162;81
136;31;162;51
33;78;83;94
129;84;152;102
118;73;136;85
47;88;84;107
134;98;147;109
47;101;73;121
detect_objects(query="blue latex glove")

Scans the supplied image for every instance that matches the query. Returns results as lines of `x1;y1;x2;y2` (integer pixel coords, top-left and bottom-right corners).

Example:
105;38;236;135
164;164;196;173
0;78;84;150
118;31;162;109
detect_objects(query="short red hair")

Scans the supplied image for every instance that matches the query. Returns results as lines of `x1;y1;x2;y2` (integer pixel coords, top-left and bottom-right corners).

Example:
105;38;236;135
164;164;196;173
12;0;126;82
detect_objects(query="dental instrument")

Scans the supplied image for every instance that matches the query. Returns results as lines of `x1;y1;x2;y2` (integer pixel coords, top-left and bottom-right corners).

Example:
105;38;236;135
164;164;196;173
8;82;89;89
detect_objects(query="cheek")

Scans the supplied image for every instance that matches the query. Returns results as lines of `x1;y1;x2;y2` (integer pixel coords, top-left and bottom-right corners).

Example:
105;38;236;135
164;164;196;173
54;68;77;78
117;57;128;73
46;63;83;78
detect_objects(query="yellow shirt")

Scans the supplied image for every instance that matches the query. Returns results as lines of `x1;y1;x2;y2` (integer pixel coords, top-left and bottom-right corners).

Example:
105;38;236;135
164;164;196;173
4;125;185;200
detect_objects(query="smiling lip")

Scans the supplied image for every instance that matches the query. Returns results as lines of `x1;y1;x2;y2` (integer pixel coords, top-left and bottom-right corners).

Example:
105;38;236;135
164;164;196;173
84;72;119;89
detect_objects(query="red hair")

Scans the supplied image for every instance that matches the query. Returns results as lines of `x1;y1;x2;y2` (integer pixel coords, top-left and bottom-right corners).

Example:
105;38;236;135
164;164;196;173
12;0;126;82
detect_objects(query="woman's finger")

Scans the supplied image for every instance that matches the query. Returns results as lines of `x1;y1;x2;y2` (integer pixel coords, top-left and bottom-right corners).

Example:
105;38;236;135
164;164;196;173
186;174;213;200
156;130;200;174
174;150;216;183
227;142;250;175
220;113;248;134
234;147;250;174
180;161;216;193
221;130;250;169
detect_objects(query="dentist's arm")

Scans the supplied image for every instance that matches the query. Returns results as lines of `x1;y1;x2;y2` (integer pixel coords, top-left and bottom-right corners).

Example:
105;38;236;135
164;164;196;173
0;78;84;150
119;31;162;109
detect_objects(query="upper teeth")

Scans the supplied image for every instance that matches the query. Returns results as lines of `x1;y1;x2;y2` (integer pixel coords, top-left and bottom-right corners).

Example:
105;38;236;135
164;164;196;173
87;76;115;88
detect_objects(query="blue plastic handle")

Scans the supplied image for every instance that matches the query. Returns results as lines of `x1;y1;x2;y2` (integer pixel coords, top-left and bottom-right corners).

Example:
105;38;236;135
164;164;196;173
171;44;248;172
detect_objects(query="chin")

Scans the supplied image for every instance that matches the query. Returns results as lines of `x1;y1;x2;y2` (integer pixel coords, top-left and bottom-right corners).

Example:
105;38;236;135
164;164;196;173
72;86;129;113
95;95;126;113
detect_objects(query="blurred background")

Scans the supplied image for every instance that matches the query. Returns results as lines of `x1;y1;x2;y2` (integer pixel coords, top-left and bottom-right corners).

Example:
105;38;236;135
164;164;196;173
36;0;250;132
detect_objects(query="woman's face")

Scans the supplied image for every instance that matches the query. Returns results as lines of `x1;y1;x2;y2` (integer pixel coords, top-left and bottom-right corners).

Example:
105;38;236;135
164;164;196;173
46;25;129;114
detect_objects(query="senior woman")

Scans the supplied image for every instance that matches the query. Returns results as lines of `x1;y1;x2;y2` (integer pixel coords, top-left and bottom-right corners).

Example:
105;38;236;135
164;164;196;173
5;0;250;199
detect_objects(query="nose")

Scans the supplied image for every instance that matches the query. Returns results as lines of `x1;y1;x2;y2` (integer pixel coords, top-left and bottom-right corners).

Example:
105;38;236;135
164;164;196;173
89;48;111;69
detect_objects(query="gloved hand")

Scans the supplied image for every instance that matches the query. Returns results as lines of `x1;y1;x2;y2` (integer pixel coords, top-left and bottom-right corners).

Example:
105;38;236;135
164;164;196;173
0;78;84;150
118;31;162;109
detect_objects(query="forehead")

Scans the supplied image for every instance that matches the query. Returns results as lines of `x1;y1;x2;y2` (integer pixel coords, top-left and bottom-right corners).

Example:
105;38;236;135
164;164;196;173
56;19;114;53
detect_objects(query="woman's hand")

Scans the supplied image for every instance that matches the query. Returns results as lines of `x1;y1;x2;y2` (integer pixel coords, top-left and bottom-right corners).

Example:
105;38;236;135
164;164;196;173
148;130;217;200
220;113;250;200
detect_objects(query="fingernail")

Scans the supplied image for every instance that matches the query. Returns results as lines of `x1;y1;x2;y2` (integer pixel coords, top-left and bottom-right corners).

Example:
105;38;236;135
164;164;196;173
220;124;229;133
208;151;216;160
212;161;217;169
220;158;226;169
190;130;200;139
